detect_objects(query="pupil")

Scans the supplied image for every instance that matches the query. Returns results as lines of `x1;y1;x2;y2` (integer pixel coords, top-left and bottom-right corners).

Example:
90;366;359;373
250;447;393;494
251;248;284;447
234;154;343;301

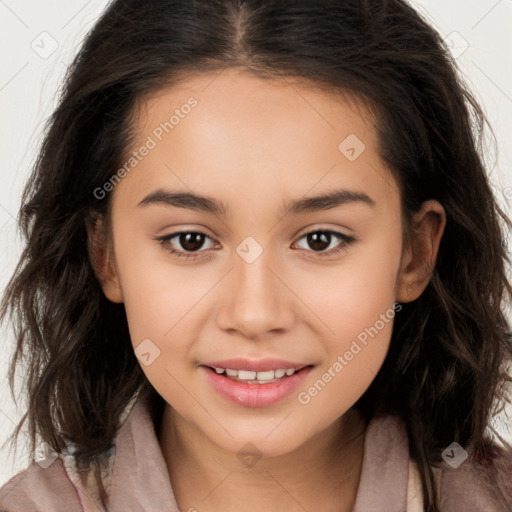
308;231;330;251
180;232;204;251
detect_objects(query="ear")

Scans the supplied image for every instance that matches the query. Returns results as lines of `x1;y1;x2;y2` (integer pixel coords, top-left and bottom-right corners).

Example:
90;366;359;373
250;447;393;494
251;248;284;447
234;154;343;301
86;216;124;303
396;200;446;303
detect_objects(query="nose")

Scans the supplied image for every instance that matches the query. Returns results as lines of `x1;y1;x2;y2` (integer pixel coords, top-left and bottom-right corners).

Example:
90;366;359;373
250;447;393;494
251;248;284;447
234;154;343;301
216;243;296;340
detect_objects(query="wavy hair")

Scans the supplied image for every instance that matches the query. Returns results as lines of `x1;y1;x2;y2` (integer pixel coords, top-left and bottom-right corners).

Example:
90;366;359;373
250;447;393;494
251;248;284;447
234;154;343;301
1;0;512;509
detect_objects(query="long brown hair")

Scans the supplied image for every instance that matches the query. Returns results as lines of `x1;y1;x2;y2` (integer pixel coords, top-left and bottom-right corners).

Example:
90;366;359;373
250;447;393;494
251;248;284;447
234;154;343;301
1;0;511;509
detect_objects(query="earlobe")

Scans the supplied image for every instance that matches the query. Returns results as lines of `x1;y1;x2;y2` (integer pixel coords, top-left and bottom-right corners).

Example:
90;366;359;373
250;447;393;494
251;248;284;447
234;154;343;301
86;217;124;303
396;200;446;303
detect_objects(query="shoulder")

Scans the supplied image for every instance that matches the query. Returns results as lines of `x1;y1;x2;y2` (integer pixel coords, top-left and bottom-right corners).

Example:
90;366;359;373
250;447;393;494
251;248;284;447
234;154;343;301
0;391;142;512
0;457;83;512
438;444;512;511
0;469;34;511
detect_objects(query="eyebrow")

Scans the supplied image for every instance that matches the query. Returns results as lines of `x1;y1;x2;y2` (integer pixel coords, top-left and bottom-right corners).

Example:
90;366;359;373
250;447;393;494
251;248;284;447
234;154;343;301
137;188;375;216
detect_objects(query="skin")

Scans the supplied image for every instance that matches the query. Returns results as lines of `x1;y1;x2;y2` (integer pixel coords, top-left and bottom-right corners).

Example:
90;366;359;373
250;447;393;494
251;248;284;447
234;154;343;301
88;67;446;512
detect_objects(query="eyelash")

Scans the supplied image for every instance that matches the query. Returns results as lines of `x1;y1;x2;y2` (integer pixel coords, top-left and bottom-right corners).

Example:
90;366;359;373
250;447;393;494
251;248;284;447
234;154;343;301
154;229;356;260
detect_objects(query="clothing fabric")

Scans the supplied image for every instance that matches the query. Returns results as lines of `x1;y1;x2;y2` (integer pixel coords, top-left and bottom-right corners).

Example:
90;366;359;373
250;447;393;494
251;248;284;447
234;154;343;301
1;390;511;511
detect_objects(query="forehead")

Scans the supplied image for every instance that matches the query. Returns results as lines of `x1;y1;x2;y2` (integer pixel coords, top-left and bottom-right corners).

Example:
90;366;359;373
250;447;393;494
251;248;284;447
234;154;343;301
132;67;378;145
113;68;398;215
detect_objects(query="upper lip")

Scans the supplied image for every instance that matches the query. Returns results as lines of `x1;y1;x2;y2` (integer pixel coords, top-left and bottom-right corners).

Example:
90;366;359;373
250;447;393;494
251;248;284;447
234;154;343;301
201;358;311;372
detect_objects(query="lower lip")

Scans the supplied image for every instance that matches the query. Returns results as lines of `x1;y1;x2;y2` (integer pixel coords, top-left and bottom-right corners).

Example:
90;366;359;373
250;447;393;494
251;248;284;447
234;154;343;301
200;365;313;408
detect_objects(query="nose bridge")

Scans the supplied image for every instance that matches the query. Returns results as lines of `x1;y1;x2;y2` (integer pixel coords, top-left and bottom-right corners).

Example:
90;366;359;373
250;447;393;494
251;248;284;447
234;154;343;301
236;236;276;299
217;235;294;337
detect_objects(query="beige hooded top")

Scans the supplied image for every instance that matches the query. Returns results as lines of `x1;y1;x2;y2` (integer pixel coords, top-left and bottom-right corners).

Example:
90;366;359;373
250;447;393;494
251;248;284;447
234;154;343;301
1;389;512;512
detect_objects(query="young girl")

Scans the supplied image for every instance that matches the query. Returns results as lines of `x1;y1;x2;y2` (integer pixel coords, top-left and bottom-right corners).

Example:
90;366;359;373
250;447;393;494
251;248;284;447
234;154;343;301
1;0;511;511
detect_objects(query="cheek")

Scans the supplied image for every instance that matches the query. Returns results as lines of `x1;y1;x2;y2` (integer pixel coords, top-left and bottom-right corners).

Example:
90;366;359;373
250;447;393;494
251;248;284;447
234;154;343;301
295;273;399;418
291;232;401;407
112;222;208;333
115;247;203;397
295;325;391;425
293;232;401;338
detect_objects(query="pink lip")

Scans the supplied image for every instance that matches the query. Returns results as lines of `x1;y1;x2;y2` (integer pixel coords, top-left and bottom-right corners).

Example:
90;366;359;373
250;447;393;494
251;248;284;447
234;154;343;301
201;358;308;372
200;365;313;408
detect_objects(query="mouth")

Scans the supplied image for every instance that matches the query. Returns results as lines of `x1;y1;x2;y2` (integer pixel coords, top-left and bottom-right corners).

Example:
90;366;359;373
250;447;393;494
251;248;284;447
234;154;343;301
200;364;315;407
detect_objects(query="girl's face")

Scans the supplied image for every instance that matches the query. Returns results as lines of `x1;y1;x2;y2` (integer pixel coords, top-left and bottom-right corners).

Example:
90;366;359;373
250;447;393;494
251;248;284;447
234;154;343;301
91;68;444;457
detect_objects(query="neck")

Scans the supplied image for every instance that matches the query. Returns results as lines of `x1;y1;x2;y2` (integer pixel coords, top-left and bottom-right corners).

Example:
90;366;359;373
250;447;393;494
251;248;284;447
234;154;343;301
158;405;368;512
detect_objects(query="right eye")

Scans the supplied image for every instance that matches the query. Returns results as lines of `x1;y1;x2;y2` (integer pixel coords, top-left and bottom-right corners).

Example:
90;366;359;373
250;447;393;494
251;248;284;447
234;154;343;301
154;231;218;259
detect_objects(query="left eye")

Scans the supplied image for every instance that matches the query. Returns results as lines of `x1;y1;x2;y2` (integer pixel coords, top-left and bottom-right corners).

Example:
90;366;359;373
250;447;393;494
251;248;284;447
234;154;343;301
155;229;355;259
293;230;355;255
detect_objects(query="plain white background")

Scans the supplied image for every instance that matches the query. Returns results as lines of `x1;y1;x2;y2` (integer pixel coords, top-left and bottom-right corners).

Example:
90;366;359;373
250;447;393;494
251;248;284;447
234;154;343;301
1;0;511;488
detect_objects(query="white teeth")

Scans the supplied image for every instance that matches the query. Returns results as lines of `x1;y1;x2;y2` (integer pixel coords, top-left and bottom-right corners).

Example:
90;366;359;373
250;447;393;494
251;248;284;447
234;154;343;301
256;370;274;381
212;366;304;382
238;370;257;380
